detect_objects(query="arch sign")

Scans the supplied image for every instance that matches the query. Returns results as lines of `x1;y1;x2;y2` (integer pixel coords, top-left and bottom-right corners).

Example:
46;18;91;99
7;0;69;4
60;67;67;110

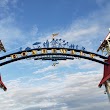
0;33;110;101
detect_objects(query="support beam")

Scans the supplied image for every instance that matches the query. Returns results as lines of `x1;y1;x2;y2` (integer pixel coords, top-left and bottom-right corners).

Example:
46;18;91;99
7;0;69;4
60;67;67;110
99;56;110;87
99;56;110;101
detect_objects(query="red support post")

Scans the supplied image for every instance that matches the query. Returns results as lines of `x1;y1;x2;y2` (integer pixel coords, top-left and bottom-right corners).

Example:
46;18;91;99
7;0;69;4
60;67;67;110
99;56;110;87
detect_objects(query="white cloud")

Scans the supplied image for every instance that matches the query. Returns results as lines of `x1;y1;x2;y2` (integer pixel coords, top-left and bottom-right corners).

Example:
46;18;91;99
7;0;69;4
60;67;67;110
96;0;110;7
30;25;38;36
0;0;18;18
0;0;110;110
0;71;109;110
33;65;55;74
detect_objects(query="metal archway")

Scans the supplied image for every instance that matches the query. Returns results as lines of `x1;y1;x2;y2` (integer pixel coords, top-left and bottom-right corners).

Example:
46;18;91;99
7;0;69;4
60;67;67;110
0;32;110;101
0;48;108;66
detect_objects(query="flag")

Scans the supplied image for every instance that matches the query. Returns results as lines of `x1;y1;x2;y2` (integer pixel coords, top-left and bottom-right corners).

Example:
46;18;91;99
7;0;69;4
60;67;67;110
0;40;6;52
52;33;59;38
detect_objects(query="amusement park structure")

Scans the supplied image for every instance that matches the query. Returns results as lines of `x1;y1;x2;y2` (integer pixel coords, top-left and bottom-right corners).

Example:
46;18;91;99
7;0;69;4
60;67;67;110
97;32;110;101
0;75;7;91
0;32;110;101
0;40;7;91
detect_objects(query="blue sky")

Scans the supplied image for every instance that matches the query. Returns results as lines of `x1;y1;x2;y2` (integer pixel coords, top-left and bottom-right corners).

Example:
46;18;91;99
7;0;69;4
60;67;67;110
0;0;110;110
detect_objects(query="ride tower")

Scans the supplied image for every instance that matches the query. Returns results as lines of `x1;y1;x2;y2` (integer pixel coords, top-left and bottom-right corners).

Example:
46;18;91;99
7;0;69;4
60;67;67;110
97;32;110;101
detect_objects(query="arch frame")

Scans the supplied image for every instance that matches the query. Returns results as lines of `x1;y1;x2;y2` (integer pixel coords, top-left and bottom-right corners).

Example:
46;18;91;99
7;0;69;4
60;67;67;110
0;48;108;66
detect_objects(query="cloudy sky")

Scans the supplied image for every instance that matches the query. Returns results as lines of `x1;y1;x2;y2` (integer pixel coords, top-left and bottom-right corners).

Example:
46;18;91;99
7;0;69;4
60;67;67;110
0;0;110;110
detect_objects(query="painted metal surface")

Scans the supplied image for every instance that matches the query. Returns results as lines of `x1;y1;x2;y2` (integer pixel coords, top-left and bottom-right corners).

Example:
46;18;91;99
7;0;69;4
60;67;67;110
0;48;108;66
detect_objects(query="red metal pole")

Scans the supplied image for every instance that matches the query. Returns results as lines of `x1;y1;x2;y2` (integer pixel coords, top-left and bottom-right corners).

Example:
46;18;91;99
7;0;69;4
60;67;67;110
99;56;110;87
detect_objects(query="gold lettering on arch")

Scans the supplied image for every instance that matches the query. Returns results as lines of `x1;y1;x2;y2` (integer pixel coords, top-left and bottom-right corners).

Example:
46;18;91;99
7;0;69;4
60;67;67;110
80;51;83;55
80;51;86;56
90;53;95;58
52;49;57;53
60;49;67;54
71;50;75;54
41;49;47;54
32;50;37;55
21;52;27;56
11;54;18;59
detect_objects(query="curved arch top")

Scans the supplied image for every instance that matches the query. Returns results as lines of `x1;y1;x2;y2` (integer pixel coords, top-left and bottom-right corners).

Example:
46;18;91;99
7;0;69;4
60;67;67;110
0;48;109;66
